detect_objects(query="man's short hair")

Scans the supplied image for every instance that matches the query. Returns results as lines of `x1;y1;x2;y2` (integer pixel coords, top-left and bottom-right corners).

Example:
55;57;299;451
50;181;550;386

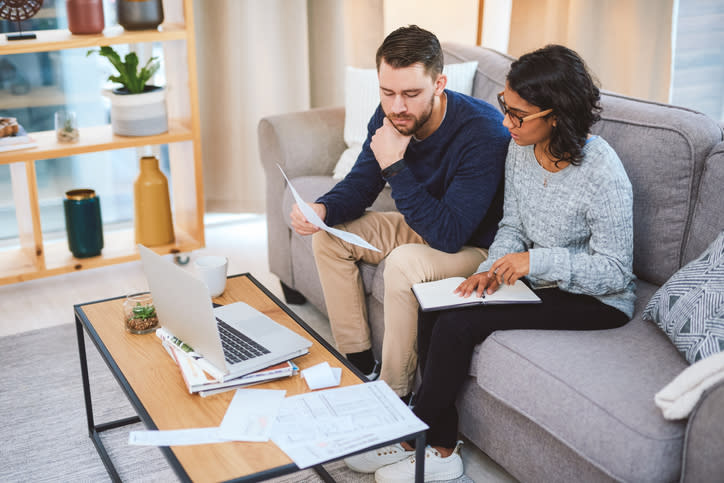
375;25;444;79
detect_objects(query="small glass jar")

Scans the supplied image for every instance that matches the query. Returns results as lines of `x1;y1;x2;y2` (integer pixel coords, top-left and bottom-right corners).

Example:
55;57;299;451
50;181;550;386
55;110;79;143
123;292;158;334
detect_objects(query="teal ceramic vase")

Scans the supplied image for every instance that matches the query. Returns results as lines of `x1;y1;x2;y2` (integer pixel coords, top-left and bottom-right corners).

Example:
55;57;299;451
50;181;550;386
64;189;104;258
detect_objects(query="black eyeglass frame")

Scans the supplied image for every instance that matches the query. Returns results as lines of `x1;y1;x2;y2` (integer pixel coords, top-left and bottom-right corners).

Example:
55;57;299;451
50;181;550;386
497;91;553;128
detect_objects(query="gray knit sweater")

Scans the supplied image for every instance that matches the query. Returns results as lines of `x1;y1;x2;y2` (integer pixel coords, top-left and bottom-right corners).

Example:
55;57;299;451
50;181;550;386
476;136;636;318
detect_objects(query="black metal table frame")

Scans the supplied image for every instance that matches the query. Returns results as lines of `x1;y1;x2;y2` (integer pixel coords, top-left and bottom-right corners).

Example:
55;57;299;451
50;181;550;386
74;272;426;482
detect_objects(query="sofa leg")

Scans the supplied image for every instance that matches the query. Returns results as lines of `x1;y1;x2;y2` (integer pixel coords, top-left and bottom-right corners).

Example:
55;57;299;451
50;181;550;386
281;281;307;305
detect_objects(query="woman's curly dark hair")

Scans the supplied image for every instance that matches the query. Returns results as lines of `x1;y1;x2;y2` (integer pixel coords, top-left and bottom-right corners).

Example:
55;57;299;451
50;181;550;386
507;44;601;166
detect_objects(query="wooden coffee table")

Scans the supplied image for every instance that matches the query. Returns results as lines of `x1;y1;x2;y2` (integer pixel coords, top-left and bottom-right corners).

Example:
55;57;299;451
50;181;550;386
74;273;426;482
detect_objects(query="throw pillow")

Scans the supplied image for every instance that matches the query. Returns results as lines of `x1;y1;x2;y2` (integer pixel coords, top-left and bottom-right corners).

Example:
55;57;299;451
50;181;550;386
643;230;724;363
334;61;479;180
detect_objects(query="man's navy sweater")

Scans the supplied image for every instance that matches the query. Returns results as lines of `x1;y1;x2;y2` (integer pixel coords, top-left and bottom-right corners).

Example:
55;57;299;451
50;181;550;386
317;89;510;253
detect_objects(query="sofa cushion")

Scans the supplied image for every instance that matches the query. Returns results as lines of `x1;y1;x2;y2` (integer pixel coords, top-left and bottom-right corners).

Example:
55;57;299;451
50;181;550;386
591;95;722;285
442;43;513;107
643;230;724;363
471;280;687;482
683;142;724;265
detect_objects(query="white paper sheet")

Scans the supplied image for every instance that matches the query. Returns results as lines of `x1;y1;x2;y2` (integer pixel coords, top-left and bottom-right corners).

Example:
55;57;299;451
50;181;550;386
301;361;342;390
278;164;381;252
218;388;286;442
129;427;231;446
271;380;428;468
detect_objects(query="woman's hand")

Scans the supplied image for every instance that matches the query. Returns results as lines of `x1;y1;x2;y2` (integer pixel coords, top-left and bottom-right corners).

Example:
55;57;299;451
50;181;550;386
488;252;530;286
454;272;499;298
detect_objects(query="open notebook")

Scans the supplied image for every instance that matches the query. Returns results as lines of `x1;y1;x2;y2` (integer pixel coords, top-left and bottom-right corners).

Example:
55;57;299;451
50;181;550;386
412;277;541;312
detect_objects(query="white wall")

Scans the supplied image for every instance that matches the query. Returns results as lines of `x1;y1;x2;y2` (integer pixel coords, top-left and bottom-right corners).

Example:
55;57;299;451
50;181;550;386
194;0;311;213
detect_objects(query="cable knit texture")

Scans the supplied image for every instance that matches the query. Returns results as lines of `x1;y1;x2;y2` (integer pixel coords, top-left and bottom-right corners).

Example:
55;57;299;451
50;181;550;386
477;137;636;318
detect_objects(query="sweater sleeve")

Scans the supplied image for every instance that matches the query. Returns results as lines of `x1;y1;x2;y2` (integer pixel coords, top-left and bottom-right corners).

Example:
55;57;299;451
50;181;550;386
475;145;531;273
528;170;634;295
388;119;509;253
316;109;387;226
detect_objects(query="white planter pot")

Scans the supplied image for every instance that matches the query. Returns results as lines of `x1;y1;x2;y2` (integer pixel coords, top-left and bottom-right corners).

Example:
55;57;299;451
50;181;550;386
105;86;168;136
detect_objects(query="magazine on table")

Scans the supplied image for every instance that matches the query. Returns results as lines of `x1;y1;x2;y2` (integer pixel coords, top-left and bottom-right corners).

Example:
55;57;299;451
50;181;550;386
156;326;226;381
161;339;299;395
412;277;541;312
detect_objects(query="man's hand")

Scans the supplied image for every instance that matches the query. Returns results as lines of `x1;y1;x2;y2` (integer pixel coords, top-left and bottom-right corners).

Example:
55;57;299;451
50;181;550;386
454;272;499;298
488;252;530;287
370;117;412;170
290;202;326;236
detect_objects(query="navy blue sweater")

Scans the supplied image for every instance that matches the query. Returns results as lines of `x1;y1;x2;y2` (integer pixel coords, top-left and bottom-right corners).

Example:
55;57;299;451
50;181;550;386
317;90;510;253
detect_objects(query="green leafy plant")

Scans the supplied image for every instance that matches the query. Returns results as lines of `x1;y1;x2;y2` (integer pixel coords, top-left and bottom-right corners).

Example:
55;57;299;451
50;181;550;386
87;45;160;94
62;118;75;133
130;302;156;320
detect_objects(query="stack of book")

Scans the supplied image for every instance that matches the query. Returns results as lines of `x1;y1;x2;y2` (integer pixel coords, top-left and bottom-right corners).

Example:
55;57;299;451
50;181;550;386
156;327;299;397
0;117;37;153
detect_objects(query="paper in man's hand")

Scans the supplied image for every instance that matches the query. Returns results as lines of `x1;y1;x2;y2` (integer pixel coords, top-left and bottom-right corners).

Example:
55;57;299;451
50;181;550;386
278;164;381;252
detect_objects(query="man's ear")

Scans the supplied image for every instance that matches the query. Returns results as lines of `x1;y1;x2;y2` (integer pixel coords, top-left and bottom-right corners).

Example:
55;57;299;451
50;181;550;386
434;73;447;95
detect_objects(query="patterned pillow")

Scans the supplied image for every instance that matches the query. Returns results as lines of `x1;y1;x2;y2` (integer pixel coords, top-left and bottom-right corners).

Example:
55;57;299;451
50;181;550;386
643;230;724;363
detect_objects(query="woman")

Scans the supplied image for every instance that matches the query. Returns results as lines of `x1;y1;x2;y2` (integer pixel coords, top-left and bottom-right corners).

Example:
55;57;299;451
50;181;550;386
347;44;636;482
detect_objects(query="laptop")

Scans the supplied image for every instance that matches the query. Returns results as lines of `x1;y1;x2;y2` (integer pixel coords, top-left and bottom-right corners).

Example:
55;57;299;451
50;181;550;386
138;245;312;381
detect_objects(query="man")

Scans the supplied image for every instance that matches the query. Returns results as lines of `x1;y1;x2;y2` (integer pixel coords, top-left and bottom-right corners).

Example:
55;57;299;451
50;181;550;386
290;25;509;400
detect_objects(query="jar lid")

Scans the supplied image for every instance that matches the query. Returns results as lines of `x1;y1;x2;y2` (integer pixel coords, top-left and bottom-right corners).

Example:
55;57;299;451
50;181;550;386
65;189;96;200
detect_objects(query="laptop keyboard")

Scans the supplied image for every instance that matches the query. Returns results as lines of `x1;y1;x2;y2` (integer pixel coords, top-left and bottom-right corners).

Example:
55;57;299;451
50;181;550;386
216;318;271;364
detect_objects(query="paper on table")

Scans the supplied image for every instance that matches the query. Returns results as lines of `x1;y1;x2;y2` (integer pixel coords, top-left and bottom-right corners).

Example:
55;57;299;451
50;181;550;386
302;361;342;390
271;380;428;468
218;388;286;442
278;164;381;252
129;427;231;446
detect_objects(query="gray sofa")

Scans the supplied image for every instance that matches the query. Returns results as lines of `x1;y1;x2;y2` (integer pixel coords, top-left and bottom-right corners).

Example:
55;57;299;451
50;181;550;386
259;43;724;482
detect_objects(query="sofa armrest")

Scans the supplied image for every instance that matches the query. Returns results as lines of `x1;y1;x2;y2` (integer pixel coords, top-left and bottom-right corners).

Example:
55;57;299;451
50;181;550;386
680;378;724;482
258;106;346;288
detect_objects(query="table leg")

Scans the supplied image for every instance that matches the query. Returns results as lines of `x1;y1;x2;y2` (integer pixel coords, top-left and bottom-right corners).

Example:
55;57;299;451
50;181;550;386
415;433;426;483
313;464;336;483
75;315;140;482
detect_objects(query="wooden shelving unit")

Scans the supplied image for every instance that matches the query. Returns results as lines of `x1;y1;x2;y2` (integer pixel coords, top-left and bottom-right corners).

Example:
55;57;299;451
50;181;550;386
0;0;205;285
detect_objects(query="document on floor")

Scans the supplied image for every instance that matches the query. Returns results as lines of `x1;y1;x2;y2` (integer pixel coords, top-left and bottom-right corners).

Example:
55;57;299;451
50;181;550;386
278;164;381;252
271;380;428;468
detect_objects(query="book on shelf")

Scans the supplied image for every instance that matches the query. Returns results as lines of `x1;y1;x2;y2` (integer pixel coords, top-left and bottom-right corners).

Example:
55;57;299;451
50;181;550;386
0;124;38;153
412;277;541;312
157;328;299;395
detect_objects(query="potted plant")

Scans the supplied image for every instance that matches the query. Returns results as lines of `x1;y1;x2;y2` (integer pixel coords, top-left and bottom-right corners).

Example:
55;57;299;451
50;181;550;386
87;45;168;136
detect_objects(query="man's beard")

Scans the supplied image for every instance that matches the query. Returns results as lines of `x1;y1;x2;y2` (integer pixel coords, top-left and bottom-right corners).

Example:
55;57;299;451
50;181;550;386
386;94;435;136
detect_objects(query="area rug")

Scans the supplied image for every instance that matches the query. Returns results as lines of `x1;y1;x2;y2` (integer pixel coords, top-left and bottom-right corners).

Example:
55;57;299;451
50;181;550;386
0;324;473;482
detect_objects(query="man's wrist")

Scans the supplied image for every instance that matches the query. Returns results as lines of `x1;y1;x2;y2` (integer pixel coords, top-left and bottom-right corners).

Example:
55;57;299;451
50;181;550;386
381;159;406;178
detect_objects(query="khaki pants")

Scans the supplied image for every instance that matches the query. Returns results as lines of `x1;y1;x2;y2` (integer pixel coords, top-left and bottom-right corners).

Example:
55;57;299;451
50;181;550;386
312;211;487;396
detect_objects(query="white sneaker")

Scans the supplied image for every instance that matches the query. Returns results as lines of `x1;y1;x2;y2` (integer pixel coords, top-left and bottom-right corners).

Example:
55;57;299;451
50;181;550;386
374;443;464;483
344;443;414;473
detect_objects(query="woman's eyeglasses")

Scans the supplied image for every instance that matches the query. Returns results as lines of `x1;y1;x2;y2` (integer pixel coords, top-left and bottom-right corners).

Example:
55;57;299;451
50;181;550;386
497;91;553;128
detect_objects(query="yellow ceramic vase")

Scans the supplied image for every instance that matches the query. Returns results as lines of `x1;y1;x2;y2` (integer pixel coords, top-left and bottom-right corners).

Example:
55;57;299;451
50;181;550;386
134;155;175;246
